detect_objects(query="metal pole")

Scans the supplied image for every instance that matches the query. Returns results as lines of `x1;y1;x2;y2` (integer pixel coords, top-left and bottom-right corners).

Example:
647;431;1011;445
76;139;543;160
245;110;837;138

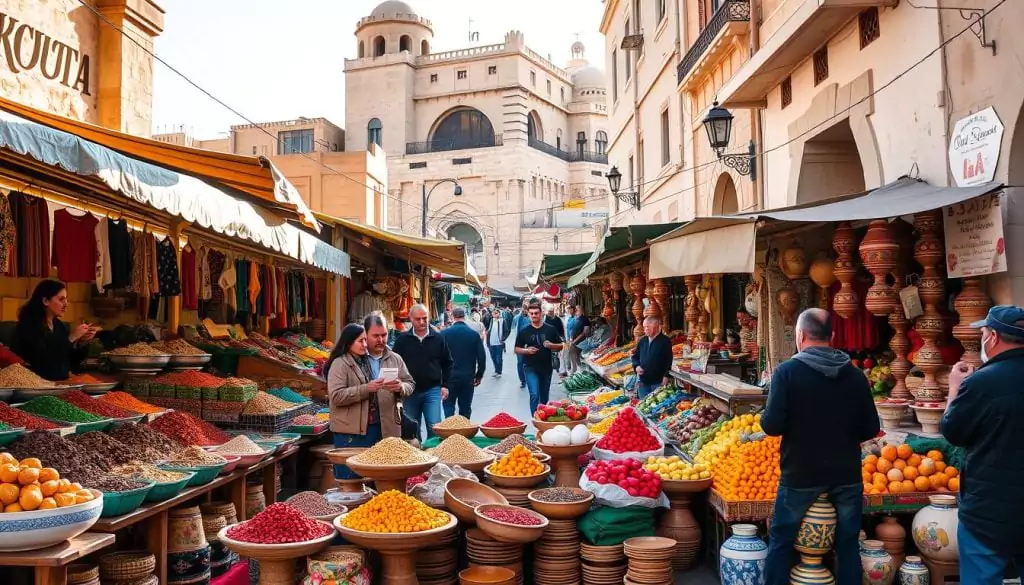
421;182;428;237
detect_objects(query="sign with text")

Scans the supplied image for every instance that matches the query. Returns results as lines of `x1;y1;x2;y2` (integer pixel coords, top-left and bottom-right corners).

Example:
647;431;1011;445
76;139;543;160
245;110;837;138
563;199;586;209
553;210;609;228
0;12;91;95
948;107;1003;187
943;192;1006;278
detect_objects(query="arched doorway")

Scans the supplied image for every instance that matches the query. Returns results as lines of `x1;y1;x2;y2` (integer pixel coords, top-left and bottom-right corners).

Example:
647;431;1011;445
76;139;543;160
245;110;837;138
373;36;386;57
527;111;543;143
712;173;739;215
399;35;412;53
448;223;486;274
421;39;430;55
795;119;865;204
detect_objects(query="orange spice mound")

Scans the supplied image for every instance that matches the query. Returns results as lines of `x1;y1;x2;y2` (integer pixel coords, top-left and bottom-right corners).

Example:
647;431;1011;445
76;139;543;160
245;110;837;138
98;392;163;414
65;373;115;385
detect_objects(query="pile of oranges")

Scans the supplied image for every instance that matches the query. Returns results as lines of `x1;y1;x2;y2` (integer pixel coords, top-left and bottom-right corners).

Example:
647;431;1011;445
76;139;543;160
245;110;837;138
489;445;546;477
0;453;95;512
711;435;781;502
862;444;959;495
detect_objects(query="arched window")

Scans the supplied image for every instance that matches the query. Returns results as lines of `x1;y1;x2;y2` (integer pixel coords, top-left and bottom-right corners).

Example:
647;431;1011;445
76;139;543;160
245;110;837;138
595;130;608;154
421;39;430;55
373;36;385;57
367;118;383;148
430;108;497;150
556;129;563;150
399;35;412;53
358;41;365;58
527;111;543;142
576;132;587;155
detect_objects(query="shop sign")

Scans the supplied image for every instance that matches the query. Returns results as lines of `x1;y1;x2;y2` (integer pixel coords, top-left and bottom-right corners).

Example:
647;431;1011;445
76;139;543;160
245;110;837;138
0;12;91;95
553;210;609;228
948;107;1003;187
943;192;1006;278
563;199;586;209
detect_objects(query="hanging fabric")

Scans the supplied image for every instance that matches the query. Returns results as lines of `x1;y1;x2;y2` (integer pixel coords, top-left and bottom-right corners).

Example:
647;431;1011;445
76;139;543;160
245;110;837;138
107;218;132;289
94;217;111;293
0;195;15;275
10;193;50;278
181;244;198;310
52;208;98;283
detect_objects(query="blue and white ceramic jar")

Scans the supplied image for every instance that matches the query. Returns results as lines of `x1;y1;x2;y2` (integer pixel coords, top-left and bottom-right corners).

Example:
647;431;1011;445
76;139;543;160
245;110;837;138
720;523;768;585
898;556;929;585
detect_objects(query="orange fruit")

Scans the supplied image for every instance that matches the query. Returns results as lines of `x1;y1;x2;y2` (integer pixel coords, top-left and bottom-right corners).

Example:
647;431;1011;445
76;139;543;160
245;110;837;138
863;483;874;494
862;471;873;484
927;450;944;462
69;483;83;492
877;458;893;474
888;481;903;494
56;479;72;494
74;493;93;504
907;454;922;468
18;485;42;511
38;497;57;510
38;468;59;483
897;444;913;459
914;476;931;492
886;469;904;482
881;445;898;462
945;466;959;478
948;478;960;491
0;483;18;505
40;480;59;497
0;464;19;484
903;467;920;481
0;453;16;466
931;472;949;489
863;463;876;474
893;459;907;471
918;458;936;477
17;467;39;486
54;493;76;507
4;503;22;513
19;458;41;470
872;472;888;486
864;454;879;466
901;479;916;493
934;461;947;473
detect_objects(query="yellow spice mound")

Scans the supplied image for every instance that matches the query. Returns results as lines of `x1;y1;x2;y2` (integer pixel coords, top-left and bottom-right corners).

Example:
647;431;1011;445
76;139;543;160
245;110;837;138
340;490;449;533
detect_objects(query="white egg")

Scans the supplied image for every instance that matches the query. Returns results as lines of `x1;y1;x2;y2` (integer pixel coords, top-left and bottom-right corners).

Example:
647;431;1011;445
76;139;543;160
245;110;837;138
543;427;572;446
570;424;591;445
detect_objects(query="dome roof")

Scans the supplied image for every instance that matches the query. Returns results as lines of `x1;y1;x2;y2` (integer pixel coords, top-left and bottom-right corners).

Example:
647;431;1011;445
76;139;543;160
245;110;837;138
572;66;605;88
370;0;416;18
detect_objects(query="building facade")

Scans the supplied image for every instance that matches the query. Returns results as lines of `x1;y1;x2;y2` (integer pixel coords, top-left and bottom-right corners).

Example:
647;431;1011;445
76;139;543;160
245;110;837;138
345;0;611;289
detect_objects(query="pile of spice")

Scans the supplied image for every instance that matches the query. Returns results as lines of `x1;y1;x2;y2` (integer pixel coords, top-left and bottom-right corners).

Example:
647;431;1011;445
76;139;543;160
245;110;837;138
153;371;223;388
481;413;524;428
292;414;319;426
18;396;105;423
434;415;475;430
339;490;449;533
431;434;491;464
6;431;108;484
99;392;164;415
226;502;333;544
267;387;310;404
348;437;433;466
108;423;183;460
107;343;169;356
111;463;190;483
530;487;591;503
242;392;296;415
150;411;230;446
286;491;346;517
0;364;56;388
59;390;136;419
168;446;227;466
489;445;545;477
490;434;542;454
479;506;544;526
0;403;59;430
151;339;206;355
69;432;136;470
90;475;150;493
64;373;116;385
213;435;268;456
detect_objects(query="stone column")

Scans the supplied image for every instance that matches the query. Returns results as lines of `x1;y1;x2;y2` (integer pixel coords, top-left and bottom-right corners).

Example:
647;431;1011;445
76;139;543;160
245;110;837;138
95;0;165;136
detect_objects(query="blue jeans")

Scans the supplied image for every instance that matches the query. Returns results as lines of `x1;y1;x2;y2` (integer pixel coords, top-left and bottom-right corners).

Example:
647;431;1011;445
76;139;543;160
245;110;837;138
637;382;658;399
959;521;1024;585
332;423;382;479
524;367;553;415
764;483;863;585
402;387;443;439
443;380;475;419
517;354;526;387
489;344;504;375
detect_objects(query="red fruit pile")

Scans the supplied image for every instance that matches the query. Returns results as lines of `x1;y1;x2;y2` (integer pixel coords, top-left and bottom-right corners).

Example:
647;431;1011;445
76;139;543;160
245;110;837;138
226;503;333;544
585;458;663;498
595;407;660;453
482;413;524;428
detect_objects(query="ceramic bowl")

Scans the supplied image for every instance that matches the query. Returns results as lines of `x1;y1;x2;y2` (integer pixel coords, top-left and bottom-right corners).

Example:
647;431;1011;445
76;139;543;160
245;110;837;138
444;478;509;524
217;522;335;561
458;566;517;585
433;425;479;439
479;424;527;439
527;487;594;519
483;464;550;488
0;489;103;552
218;455;242;475
473;504;549;544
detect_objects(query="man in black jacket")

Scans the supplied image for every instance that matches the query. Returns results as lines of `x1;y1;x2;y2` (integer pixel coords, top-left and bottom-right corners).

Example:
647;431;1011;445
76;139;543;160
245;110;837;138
630;316;673;399
761;308;879;585
941;305;1024;584
392;304;453;439
441;307;487;418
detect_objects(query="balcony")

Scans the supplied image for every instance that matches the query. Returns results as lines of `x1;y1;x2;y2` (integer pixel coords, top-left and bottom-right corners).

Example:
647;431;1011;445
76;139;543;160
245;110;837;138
717;0;898;107
677;0;751;91
405;135;503;155
528;137;609;164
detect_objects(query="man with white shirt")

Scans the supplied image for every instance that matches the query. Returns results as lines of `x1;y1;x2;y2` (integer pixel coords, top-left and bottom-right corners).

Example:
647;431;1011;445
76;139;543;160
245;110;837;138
485;308;510;377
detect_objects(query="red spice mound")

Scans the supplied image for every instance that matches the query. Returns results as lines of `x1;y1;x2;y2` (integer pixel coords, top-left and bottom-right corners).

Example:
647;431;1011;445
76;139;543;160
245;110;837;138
225;503;334;544
0;402;58;430
481;413;523;428
65;373;115;385
59;390;136;419
149;411;230;446
153;371;225;388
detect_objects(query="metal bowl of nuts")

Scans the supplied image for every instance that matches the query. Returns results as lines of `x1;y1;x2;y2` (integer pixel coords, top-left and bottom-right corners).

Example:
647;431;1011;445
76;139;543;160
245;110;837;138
167;354;212;368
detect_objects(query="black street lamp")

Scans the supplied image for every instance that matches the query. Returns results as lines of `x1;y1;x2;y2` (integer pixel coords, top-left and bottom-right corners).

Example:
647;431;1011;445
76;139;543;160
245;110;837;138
605;166;640;210
422;179;462;236
702;101;756;180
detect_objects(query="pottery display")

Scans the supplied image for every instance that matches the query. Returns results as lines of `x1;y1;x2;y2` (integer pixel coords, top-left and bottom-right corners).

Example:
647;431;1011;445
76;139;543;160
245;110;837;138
860;540;894;585
780;242;808;280
657;478;711;571
809;257;836;308
685;275;702;342
908;404;944;434
911;495;959;563
719;524;767;585
897;556;929;585
790;554;835;585
832;222;859;319
795;494;837;556
169;506;207;552
912;210;946;401
952;277;991;368
776;286;800;327
653;279;671;333
859;220;900;316
631;271;646;340
875;401;909;430
875;516;906;571
601;280;614;320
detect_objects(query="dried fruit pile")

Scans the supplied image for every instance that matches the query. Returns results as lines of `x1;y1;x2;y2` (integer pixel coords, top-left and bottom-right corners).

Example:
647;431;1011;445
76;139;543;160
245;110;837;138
108;423;183;460
242;392;295;415
5;431;109;484
150;411;230;446
151;339;205;355
594;407;660;453
110;463;189;483
286;491;345;517
226;503;333;544
339;490;448;533
0;364;55;388
489;434;541;454
531;487;591;503
168;446;227;466
348;437;433;465
489;445;545;477
481;413;522;428
69;432;136;470
108;343;168;356
0;453;95;513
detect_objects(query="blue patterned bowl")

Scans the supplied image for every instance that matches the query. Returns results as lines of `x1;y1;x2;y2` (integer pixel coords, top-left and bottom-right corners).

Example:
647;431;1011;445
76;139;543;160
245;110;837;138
0;489;103;552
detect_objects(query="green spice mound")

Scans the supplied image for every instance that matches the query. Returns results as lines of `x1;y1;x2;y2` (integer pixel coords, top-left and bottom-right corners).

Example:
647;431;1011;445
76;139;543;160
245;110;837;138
18;396;105;423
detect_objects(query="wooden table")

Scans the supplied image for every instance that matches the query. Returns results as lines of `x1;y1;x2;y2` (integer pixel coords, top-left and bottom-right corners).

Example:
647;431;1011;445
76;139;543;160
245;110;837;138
0;533;115;585
670;370;766;415
90;446;300;584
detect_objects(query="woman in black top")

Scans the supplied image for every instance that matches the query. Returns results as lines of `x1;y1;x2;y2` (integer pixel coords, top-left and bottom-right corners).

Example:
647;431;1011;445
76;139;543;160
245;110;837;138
13;280;97;381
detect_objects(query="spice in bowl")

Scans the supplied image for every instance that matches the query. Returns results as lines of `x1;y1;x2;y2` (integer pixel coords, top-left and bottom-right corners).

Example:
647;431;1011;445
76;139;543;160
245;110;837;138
0;364;56;389
150;339;206;355
18;396;105;423
98;392;164;415
479;506;544;526
434;415;474;430
431;434;491;464
89;475;149;493
242;392;295;415
213;435;268;456
348;437;433;466
107;343;169;356
108;423;183;460
0;403;59;430
226;502;333;544
490;434;542;454
530;487;591;503
168;446;227;467
481;413;523;428
489;445;544;477
59;391;136;419
149;411;230;446
111;463;189;483
286;491;345;517
339;490;449;533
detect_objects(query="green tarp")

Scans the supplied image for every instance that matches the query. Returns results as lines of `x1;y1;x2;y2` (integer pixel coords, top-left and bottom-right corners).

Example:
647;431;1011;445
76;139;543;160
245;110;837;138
539;252;593;279
566;222;684;288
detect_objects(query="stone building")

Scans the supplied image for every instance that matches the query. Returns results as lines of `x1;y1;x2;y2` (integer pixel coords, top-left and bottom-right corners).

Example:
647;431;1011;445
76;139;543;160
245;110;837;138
344;0;611;289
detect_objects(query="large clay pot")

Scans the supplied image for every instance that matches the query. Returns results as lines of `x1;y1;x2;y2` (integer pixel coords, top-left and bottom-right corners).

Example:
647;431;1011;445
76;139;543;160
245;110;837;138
809;257;836;308
897;556;929;585
875;516;906;571
776;286;800;327
789;554;834;585
719;524;767;585
859;219;900;316
832;222;859;319
860;540;895;585
795;494;837;556
911;495;959;563
779;243;808;280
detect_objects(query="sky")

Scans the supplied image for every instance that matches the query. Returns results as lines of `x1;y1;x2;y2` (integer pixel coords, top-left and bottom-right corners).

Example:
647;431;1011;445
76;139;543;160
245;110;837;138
151;0;608;139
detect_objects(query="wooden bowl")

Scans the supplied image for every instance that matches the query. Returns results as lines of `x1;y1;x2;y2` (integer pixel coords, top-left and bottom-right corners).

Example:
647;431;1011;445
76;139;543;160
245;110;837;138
430;452;495;474
527;488;594;519
325;448;367;466
486;449;549;464
458;566;517;585
536;437;598;459
444;478;508;524
479;424;527;439
217;523;334;561
532;418;587;434
433;425;479;439
473;504;549;544
334;512;458;554
344;457;439;484
659;477;712;496
484;464;550;488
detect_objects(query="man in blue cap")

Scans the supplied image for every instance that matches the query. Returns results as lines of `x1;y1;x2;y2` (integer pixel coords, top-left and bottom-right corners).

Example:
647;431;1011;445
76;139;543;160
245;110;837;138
941;305;1024;584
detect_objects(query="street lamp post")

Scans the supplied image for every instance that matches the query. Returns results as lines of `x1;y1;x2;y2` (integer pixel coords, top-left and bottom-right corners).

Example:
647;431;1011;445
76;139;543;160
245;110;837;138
421;179;463;236
702;101;756;180
605;166;640;210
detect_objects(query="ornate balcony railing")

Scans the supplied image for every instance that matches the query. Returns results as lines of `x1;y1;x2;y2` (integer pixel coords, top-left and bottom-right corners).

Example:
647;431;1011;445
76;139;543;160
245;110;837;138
528;137;608;164
677;0;751;85
405;135;503;155
569;150;609;164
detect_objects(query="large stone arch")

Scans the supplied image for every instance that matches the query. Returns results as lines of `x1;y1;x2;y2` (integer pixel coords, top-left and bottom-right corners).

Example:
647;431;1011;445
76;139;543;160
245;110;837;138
428;202;495;275
427;107;497;149
712;173;739;215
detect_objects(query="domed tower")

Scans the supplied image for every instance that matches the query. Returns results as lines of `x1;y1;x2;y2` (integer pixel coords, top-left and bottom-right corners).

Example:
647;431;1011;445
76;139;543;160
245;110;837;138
568;45;608;157
355;1;434;59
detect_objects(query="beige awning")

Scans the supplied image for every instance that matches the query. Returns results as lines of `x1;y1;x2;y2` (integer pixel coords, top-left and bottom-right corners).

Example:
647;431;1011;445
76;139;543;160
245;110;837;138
649;220;756;279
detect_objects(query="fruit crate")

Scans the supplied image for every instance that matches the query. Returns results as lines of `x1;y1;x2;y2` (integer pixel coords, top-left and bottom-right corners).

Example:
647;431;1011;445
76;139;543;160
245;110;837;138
237;405;305;433
709;489;774;522
862;491;959;514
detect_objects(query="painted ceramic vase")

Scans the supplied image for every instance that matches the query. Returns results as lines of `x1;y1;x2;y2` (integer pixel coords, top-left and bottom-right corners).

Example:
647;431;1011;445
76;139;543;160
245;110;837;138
911;495;959;562
875;516;906;571
898;556;929;585
720;524;768;585
860;540;894;585
790;554;835;585
795;494;837;556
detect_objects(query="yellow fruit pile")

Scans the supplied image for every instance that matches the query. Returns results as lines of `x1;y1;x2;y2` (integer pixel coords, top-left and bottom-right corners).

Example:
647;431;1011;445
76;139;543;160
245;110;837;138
711;436;781;501
644;455;710;481
862;445;959;495
0;453;95;513
489;445;545;477
588;413;618;435
694;413;763;470
594;390;623;406
339;490;448;533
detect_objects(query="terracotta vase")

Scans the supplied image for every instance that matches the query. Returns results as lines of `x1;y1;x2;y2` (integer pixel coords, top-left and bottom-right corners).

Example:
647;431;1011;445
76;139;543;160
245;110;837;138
653;279;671;333
719;524;767;585
789;554;835;585
776;286;800;327
779;242;808;280
631;271;646;340
831;222;859;319
897;556;929;585
859;220;900;316
795;494;837;556
601;281;613;320
911;495;959;563
809;257;836;309
644;279;661;320
656;493;701;571
875;516;906;571
912;210;946;401
952;277;990;368
860;540;895;585
685;275;702;342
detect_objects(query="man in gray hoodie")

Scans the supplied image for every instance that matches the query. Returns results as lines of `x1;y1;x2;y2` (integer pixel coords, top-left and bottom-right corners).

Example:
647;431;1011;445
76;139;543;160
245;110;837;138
761;308;880;585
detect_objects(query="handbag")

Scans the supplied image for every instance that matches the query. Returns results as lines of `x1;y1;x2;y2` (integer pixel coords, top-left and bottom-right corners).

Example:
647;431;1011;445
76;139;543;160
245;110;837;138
900;277;923;320
551;352;561;371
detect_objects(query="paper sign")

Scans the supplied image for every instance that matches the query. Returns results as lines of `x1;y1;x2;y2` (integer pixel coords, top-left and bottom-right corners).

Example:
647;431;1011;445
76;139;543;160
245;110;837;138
949;106;1004;187
943;192;1007;278
378;367;400;381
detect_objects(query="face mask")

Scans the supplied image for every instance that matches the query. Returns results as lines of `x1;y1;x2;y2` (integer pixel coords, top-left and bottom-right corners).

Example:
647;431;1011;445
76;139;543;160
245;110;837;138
981;333;992;363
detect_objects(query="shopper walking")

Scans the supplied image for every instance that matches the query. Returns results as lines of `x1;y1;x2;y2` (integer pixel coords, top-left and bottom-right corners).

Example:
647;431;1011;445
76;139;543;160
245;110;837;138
438;307;486;419
941;305;1024;585
392;304;453;439
515;302;564;415
567;305;590;375
631;316;673;399
760;308;880;585
483;307;510;377
512;300;532;389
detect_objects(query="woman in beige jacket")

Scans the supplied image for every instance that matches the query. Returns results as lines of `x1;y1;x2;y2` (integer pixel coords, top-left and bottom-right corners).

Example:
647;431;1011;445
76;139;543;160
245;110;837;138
326;322;414;479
